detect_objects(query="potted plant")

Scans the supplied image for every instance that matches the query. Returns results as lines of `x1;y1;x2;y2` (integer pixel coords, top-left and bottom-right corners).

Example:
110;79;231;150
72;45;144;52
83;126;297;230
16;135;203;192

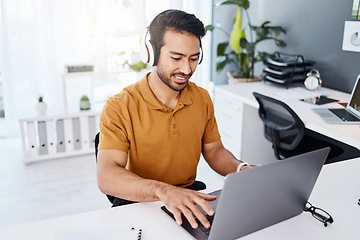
206;0;287;83
80;95;90;111
36;95;47;115
119;50;148;72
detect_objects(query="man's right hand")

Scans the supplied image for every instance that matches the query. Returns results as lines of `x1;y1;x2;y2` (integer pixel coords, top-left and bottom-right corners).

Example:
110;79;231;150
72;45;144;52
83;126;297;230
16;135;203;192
98;149;216;228
156;184;217;229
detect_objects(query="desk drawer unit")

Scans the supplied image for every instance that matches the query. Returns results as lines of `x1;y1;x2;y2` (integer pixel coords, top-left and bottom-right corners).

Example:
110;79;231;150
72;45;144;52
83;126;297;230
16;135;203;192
214;92;243;159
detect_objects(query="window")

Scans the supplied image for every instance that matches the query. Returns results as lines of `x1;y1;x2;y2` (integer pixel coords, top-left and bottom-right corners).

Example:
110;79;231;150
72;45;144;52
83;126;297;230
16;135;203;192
0;0;212;136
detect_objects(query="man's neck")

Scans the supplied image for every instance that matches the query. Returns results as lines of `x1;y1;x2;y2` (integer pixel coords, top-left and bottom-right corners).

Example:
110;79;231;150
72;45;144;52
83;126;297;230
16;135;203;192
148;70;180;110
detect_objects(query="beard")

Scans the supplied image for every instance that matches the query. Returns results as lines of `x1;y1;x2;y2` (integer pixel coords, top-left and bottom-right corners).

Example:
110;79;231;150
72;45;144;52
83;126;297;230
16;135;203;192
156;67;192;92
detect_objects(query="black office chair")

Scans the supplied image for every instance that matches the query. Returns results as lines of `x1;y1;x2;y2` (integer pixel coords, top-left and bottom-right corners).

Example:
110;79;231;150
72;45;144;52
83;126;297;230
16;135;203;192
252;92;359;163
94;132;207;205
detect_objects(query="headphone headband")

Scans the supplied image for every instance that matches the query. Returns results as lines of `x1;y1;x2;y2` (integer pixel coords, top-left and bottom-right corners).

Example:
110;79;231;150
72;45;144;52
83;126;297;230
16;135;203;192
140;29;203;66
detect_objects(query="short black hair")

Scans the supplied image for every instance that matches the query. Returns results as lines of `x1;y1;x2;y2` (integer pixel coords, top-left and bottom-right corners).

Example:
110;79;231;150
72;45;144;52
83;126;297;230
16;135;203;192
148;9;205;65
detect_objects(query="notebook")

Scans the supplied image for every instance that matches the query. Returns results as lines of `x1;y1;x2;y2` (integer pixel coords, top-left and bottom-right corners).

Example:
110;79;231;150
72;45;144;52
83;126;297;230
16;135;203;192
161;147;330;240
313;74;360;124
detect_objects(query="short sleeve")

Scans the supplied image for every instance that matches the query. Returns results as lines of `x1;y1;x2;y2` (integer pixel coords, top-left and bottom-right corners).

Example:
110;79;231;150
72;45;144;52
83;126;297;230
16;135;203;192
98;95;130;152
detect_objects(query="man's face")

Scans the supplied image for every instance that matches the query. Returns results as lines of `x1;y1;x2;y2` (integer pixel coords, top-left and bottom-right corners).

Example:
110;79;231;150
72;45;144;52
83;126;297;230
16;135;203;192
155;30;201;92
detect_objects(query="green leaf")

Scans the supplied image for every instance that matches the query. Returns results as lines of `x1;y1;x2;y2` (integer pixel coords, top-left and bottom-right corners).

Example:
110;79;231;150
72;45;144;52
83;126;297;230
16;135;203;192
80;95;89;101
216;57;231;71
205;25;215;32
130;62;148;72
275;39;287;47
257;52;272;62
217;42;229;56
218;0;250;10
229;7;242;53
239;38;248;48
261;21;270;27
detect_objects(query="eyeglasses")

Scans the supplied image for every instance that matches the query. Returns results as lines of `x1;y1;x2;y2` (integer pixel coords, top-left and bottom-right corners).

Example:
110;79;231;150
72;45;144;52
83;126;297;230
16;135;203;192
303;202;334;227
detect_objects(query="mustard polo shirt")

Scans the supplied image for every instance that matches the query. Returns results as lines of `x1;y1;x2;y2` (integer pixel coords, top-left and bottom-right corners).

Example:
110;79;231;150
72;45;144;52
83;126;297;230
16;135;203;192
99;74;221;187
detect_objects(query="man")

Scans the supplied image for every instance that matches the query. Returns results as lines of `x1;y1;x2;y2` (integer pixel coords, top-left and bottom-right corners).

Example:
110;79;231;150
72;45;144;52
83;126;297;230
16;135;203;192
97;9;260;229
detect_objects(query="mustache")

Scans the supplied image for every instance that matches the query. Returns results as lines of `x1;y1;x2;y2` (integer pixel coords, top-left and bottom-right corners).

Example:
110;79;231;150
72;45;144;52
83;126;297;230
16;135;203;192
171;72;192;78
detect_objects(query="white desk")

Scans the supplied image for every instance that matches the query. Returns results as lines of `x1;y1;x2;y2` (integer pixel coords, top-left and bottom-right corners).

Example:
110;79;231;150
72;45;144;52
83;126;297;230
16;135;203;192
213;82;360;164
1;157;360;240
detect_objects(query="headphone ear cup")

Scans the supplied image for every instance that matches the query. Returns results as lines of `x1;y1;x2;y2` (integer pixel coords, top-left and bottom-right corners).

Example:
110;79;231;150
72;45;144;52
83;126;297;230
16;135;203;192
140;30;156;66
140;40;154;66
145;40;155;66
198;46;203;65
139;42;148;65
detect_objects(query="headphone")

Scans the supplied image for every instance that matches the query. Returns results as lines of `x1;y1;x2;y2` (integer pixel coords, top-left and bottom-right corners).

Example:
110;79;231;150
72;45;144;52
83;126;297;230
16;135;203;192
140;29;203;66
304;69;322;90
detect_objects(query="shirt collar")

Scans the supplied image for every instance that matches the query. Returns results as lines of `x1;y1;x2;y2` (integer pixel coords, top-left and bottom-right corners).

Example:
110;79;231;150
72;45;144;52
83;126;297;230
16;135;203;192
138;72;193;111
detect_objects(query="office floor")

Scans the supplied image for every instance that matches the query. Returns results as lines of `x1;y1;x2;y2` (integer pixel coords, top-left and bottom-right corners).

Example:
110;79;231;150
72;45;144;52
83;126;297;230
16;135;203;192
0;137;224;229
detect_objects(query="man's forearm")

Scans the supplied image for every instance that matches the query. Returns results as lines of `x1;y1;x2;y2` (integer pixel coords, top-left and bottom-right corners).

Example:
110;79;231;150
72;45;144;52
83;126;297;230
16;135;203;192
97;164;171;202
203;140;262;176
207;146;241;176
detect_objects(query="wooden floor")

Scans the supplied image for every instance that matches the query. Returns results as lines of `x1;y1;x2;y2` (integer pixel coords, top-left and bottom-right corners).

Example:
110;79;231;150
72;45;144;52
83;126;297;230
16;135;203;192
0;137;223;229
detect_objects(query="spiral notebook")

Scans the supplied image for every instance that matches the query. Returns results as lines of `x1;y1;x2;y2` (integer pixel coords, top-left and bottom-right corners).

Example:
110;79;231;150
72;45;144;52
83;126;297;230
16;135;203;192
54;228;142;240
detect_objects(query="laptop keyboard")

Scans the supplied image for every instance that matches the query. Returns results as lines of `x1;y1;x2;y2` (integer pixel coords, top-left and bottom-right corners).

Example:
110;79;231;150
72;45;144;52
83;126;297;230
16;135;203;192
196;214;215;235
329;108;360;121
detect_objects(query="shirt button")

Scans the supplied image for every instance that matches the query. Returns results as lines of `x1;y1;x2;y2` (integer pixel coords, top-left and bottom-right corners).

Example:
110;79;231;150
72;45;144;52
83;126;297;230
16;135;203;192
173;124;176;128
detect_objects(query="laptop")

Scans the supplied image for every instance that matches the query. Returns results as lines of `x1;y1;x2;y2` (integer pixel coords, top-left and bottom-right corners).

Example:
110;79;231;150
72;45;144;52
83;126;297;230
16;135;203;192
313;74;360;124
161;147;330;240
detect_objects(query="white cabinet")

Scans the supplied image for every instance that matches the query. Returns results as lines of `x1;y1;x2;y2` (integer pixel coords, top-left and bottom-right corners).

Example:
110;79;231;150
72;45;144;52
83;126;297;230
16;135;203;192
214;90;244;159
19;111;100;164
214;84;284;164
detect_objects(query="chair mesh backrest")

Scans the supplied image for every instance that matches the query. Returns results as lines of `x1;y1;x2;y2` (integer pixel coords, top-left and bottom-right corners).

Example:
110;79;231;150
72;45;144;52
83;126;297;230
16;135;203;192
253;92;305;152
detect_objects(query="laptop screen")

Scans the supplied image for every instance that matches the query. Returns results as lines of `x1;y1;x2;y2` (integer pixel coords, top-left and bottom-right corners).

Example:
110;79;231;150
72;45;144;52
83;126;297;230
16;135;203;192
348;74;360;116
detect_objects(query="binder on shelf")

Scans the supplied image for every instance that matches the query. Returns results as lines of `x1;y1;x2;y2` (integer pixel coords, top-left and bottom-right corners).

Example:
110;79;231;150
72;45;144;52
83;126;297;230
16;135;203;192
56;119;66;153
26;121;38;157
88;116;97;149
80;116;90;150
45;120;57;155
19;112;101;164
63;118;74;153
38;121;48;155
72;118;82;150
